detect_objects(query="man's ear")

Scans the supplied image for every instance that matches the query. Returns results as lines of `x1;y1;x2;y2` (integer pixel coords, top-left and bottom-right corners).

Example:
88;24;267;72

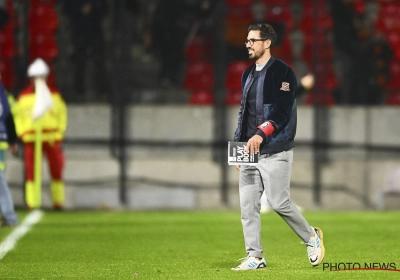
265;39;271;49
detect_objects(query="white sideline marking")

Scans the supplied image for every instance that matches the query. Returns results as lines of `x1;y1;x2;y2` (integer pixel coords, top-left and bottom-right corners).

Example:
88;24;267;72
0;210;44;260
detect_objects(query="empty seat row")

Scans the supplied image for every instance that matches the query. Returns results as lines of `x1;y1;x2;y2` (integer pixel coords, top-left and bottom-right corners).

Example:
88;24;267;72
28;5;58;33
0;0;17;88
0;0;59;89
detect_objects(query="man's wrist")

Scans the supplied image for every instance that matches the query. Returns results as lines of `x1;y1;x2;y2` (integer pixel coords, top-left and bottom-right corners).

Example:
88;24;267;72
257;121;275;137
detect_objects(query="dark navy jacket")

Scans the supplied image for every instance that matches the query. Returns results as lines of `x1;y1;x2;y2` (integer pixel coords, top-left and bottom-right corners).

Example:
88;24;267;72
233;57;297;154
0;83;10;144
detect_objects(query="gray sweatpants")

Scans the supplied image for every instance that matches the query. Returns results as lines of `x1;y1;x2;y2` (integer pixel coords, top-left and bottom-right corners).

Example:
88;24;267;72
0;150;18;225
239;149;312;258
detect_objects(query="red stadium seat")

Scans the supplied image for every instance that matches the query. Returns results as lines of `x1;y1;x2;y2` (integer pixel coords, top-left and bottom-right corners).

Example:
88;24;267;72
189;90;214;105
326;73;337;91
0;59;15;89
226;60;252;75
387;61;400;90
376;16;400;32
386;92;400;105
185;36;212;62
379;2;400;17
226;89;242;105
225;60;252;91
29;0;56;8
29;32;58;61
0;32;16;59
376;2;400;31
226;0;253;6
184;61;214;91
300;15;332;33
353;0;366;14
28;5;58;32
299;1;332;32
298;0;326;10
264;5;294;31
261;0;291;5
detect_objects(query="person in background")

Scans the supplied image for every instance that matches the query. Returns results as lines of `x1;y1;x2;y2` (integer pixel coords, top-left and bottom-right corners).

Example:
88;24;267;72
152;0;215;88
0;75;19;226
0;0;9;29
61;0;110;100
297;73;315;98
13;59;67;210
355;23;393;104
331;0;361;104
231;23;324;271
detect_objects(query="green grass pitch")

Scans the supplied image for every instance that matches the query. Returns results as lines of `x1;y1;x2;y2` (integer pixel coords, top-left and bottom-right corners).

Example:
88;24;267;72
0;210;399;279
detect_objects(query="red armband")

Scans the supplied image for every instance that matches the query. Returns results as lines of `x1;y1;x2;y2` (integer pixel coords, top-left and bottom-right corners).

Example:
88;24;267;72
257;121;275;137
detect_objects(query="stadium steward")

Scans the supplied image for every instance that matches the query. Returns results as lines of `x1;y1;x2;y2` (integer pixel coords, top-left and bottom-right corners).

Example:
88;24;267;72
13;58;67;210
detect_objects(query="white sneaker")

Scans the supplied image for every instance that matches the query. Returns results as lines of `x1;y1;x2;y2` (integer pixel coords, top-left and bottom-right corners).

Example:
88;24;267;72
305;227;325;266
231;256;267;271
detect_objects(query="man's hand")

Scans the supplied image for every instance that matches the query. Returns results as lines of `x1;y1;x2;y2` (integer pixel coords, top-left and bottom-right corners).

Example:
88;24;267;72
235;165;240;171
246;135;263;155
301;73;315;91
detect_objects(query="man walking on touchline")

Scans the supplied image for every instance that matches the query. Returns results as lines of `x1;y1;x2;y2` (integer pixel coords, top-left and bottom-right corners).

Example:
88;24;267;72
231;23;325;271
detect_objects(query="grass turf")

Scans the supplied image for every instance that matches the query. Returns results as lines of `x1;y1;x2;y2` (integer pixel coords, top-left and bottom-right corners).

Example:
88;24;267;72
0;210;399;279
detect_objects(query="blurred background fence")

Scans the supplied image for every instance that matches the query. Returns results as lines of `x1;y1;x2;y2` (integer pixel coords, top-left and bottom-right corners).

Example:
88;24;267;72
2;0;400;210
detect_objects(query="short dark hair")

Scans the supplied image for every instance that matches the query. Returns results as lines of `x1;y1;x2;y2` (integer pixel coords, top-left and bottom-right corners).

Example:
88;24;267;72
247;23;277;46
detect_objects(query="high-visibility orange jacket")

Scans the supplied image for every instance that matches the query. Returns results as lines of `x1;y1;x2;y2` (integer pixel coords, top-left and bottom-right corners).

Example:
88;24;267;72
13;82;67;143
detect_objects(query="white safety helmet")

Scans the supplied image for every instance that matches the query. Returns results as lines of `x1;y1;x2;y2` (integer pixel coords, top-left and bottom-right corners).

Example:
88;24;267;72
27;58;49;78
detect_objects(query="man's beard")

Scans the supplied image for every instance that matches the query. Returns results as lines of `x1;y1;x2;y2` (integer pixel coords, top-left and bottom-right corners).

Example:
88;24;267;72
248;48;265;60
